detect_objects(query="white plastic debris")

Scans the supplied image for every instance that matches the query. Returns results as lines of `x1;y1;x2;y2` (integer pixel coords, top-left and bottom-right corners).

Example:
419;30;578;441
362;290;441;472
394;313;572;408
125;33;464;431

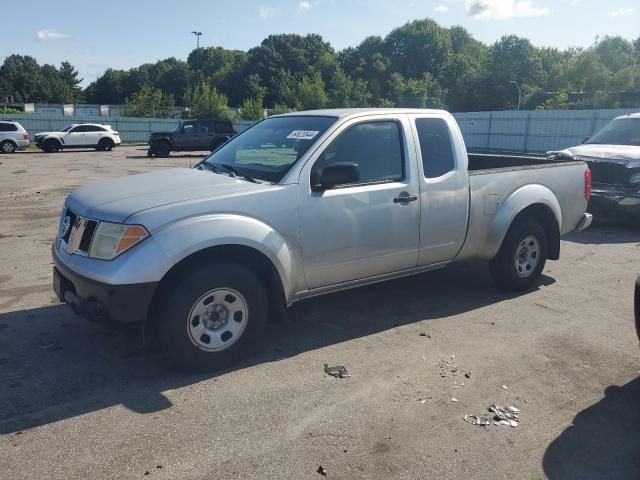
451;397;459;402
501;385;509;390
420;399;427;404
464;415;490;426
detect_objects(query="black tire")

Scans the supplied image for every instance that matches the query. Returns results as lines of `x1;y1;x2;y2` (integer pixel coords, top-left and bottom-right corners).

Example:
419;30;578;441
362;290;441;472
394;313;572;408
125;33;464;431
97;138;114;151
43;139;61;153
0;140;16;154
155;142;170;158
490;219;548;292
146;148;154;157
155;263;268;372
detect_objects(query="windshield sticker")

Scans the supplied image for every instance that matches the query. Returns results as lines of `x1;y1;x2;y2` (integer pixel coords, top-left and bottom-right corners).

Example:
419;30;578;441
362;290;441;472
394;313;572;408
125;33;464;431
286;130;320;140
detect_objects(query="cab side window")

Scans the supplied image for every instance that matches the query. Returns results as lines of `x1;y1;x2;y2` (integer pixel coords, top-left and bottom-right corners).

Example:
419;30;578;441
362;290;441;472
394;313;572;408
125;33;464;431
182;122;196;134
415;118;455;178
316;121;404;186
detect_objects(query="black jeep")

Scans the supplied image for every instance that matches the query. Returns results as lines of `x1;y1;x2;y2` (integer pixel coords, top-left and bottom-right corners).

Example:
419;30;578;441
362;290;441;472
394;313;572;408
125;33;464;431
147;119;235;157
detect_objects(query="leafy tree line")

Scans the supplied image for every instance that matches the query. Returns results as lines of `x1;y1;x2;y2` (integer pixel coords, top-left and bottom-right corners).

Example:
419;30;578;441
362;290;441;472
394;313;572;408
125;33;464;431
1;19;639;118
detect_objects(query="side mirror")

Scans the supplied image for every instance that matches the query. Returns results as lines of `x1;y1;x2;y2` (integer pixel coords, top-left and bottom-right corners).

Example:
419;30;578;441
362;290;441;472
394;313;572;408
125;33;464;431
312;162;360;191
582;136;590;144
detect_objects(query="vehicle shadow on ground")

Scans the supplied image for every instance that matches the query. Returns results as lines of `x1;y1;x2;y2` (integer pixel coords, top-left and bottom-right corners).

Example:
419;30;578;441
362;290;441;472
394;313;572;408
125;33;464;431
563;223;640;245
0;261;554;434
543;377;640;480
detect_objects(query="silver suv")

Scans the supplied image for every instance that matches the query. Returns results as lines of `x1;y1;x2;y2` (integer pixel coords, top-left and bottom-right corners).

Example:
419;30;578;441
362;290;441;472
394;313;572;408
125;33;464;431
0;120;29;153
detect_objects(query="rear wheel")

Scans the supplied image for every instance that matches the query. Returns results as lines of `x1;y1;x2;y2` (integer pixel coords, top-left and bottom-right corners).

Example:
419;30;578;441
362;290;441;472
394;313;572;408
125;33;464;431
490;219;548;292
97;138;114;151
0;140;16;154
154;263;268;372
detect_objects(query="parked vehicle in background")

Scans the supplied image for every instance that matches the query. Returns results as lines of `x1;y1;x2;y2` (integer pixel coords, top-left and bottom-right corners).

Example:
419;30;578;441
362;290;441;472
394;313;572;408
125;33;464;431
52;108;592;371
34;124;121;153
0;120;29;153
552;113;640;222
147;119;235;157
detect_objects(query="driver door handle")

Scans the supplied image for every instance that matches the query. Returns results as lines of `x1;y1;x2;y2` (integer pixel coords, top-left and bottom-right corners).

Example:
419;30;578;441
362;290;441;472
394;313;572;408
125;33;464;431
393;193;418;204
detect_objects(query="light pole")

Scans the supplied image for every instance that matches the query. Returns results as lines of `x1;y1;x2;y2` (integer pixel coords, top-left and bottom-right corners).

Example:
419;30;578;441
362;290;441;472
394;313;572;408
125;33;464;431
509;80;522;110
191;31;202;49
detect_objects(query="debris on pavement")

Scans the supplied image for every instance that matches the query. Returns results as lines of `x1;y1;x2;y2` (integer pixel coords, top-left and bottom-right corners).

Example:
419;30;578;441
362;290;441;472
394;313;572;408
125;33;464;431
451;397;459;402
324;363;350;378
464;405;521;427
501;385;508;390
464;415;490;426
317;465;327;476
419;332;432;338
464;372;471;379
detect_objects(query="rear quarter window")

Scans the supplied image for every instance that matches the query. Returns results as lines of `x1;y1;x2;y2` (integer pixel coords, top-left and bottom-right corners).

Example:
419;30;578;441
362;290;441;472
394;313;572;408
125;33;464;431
415;118;455;178
0;122;18;132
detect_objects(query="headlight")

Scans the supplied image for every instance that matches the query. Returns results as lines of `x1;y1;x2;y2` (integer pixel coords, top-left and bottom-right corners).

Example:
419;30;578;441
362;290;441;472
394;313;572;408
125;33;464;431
630;173;640;184
89;222;149;260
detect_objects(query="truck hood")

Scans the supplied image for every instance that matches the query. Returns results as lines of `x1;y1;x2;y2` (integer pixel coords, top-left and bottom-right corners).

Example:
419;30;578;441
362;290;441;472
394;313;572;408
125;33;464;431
66;168;267;223
562;144;640;168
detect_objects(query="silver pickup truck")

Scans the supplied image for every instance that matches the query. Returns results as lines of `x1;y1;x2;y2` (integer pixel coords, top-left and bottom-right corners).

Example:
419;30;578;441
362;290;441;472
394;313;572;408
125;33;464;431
52;108;592;370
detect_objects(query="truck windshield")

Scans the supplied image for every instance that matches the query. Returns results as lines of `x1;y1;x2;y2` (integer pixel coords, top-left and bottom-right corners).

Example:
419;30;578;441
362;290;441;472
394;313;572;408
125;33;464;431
202;116;337;182
586;118;640;146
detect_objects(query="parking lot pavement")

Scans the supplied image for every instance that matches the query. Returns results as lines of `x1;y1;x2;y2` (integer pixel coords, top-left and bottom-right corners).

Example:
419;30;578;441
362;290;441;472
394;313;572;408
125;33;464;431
0;145;639;479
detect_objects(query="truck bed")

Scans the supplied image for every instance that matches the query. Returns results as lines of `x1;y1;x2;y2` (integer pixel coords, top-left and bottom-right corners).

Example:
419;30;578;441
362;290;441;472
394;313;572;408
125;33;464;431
468;152;578;172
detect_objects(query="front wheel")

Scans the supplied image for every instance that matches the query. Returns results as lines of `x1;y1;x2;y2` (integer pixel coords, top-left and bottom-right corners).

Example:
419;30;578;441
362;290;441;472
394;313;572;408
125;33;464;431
155;263;268;372
490;219;548;292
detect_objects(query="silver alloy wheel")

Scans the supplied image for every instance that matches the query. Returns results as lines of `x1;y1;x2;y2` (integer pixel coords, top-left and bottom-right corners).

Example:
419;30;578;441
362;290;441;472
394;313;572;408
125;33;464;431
186;288;249;352
514;235;540;278
1;142;14;153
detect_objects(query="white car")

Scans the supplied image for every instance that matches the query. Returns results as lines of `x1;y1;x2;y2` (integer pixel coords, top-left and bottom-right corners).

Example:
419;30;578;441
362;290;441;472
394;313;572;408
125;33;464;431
34;123;121;153
0;120;30;153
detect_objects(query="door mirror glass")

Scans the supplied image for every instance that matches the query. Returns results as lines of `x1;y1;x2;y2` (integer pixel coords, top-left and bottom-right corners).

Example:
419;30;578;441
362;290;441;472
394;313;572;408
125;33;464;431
312;162;360;190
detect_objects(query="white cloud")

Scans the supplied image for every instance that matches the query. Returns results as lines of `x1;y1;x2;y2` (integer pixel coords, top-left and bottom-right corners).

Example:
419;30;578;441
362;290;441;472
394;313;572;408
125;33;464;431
258;6;275;20
36;30;70;42
298;1;312;12
609;7;633;16
434;4;449;13
465;0;550;19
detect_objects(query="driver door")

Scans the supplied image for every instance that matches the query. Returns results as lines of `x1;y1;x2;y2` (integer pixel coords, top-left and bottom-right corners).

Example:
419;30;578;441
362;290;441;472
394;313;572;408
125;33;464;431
298;116;421;289
65;125;87;145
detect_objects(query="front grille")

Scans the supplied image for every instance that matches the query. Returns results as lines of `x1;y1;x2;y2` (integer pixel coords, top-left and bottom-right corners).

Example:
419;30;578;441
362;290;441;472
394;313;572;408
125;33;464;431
62;208;98;255
79;220;97;252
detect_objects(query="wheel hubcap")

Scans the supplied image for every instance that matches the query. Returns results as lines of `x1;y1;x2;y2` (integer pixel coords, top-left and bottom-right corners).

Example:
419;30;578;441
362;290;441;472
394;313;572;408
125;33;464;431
2;143;12;152
186;288;248;352
514;235;540;278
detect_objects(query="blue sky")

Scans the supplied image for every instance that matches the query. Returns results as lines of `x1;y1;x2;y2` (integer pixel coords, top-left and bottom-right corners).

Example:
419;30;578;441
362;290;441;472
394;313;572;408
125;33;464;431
2;0;638;86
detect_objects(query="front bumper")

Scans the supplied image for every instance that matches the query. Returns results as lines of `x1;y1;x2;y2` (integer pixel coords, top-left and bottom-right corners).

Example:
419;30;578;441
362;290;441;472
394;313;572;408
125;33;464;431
52;248;158;325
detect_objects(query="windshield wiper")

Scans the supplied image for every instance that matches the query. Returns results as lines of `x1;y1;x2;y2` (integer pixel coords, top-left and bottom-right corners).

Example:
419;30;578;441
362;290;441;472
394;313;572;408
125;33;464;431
218;164;261;183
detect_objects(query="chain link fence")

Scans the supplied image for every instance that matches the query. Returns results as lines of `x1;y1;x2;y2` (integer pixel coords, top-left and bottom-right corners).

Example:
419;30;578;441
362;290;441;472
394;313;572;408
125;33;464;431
2;109;637;152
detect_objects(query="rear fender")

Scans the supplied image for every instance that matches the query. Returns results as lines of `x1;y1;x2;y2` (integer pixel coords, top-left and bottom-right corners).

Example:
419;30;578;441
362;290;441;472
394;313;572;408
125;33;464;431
488;184;562;259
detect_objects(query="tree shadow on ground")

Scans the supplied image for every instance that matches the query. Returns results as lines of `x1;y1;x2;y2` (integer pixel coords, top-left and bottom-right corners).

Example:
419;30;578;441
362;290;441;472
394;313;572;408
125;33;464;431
0;261;554;434
543;377;640;480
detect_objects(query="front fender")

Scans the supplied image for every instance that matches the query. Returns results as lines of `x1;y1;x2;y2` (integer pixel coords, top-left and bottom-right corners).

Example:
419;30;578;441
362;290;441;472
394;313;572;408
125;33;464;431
152;214;294;300
487;184;562;259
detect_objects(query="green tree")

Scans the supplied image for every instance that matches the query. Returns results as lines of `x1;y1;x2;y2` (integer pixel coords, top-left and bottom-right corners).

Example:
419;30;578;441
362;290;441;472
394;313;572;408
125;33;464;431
184;82;233;120
240;94;265;120
123;85;174;117
295;72;328;110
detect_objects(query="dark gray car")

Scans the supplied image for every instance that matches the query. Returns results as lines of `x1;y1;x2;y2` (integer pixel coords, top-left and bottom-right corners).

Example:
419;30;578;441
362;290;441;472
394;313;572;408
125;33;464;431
148;119;235;157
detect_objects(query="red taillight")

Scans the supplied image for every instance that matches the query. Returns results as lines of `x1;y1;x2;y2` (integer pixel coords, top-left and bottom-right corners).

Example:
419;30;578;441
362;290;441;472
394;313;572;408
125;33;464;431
584;168;592;201
22;133;28;140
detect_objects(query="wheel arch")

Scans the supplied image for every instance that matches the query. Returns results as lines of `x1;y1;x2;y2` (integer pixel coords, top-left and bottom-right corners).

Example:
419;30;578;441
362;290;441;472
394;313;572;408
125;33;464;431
491;185;562;260
0;139;17;149
148;244;288;328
